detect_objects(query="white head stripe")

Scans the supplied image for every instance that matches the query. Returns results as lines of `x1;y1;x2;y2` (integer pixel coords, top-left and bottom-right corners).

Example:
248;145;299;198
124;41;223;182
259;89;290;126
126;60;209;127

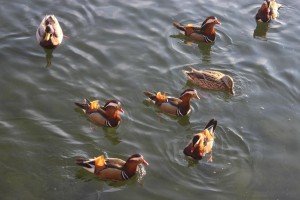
182;90;195;96
130;157;141;162
202;18;216;27
105;102;119;108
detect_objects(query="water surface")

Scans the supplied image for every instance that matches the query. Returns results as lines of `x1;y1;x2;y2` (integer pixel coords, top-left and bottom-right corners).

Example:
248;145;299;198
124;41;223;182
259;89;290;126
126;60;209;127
0;0;300;199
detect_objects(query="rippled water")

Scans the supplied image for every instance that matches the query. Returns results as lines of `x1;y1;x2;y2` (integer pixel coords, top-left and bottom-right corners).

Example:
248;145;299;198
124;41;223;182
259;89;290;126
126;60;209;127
0;0;300;199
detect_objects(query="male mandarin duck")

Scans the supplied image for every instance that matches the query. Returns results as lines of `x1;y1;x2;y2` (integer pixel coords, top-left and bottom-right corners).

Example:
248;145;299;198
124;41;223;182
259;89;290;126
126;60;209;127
184;119;217;161
256;0;282;22
183;67;235;95
144;89;200;116
173;16;221;43
75;99;124;128
76;154;149;181
36;15;63;49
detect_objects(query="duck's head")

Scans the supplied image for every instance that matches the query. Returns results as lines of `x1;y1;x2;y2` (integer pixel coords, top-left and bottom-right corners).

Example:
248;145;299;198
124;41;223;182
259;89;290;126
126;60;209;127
222;75;235;95
44;25;54;41
126;154;149;166
201;16;221;28
103;100;124;113
45;16;55;26
256;1;271;22
180;89;200;100
190;134;205;158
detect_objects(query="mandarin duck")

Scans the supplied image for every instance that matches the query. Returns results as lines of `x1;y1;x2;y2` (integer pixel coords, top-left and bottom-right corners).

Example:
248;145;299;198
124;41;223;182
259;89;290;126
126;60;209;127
76;154;149;181
173;16;221;43
184;119;217;161
256;0;282;22
144;89;200;116
36;15;63;49
75;99;124;128
183;67;235;95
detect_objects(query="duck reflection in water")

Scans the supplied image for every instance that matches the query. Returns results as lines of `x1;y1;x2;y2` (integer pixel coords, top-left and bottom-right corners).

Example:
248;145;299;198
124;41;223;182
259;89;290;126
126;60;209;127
103;127;121;145
170;33;212;63
43;48;53;68
253;22;269;39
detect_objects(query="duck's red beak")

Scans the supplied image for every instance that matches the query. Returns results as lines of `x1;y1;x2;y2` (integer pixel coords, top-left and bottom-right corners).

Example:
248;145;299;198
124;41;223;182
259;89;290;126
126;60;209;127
216;20;221;25
119;107;124;113
142;159;149;166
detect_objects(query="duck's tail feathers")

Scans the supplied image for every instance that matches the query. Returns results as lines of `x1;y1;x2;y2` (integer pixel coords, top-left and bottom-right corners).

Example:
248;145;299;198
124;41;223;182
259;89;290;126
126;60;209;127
144;91;157;101
182;67;197;79
173;22;186;32
204;119;217;133
76;158;95;173
74;98;91;111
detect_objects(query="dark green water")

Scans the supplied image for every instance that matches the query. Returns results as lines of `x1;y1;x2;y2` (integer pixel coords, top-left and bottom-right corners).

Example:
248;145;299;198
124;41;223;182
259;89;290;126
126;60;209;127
0;0;300;199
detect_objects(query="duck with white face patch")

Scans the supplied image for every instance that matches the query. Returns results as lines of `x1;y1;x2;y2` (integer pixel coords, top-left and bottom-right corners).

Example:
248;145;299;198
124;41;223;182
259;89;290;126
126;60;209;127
255;0;282;22
75;99;124;128
173;16;221;43
184;119;217;162
144;89;200;117
76;154;149;181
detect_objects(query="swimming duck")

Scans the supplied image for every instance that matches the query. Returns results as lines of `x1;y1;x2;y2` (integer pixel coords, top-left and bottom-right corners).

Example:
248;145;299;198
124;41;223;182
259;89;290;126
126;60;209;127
184;119;217;161
183;67;235;95
75;99;124;128
256;0;282;22
36;15;63;49
144;89;200;116
173;16;221;43
76;154;149;181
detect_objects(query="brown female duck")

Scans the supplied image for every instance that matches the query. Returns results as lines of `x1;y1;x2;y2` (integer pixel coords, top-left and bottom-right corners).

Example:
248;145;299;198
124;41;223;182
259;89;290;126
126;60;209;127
183;67;235;95
184;119;217;161
36;15;63;49
144;89;200;116
256;0;282;22
76;154;149;181
75;99;124;128
173;16;221;43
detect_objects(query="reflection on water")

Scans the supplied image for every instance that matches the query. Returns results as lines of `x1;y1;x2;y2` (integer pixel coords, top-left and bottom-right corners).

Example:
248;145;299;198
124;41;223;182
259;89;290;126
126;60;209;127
253;21;269;39
103;128;121;145
170;33;212;63
1;0;300;199
197;43;212;63
43;48;54;68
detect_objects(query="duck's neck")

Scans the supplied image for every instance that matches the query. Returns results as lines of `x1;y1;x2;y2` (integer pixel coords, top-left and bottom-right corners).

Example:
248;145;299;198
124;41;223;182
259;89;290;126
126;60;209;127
201;25;216;40
105;108;121;125
179;95;192;114
123;161;139;178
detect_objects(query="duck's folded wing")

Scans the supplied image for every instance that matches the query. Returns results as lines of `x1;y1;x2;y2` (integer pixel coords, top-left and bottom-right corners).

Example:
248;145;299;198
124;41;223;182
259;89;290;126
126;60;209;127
167;97;183;106
96;107;107;117
106;158;126;169
97;168;123;180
